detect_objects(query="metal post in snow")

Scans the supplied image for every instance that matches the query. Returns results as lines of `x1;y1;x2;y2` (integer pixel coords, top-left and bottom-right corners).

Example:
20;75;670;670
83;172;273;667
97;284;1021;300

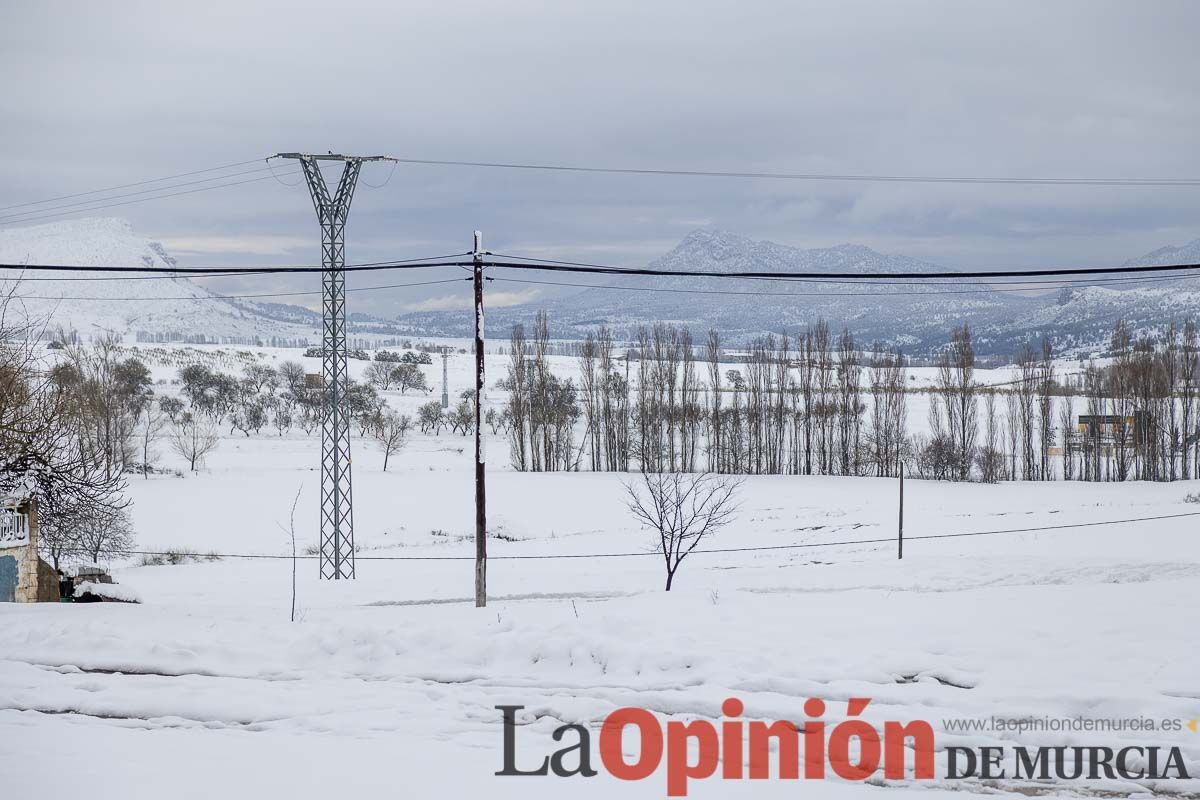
898;461;904;560
473;231;488;608
441;346;450;409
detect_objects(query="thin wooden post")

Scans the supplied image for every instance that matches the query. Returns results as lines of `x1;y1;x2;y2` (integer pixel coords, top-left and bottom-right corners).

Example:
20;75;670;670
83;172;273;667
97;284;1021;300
473;231;488;608
898;461;904;560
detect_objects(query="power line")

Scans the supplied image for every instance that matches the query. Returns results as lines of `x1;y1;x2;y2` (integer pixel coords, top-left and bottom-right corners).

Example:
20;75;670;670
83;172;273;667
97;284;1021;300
485;257;1200;281
8;154;1196;224
360;161;399;189
13;276;470;302
75;510;1200;563
388;157;1200;187
489;253;1200;288
0;165;297;224
0;172;304;228
2;258;470;276
0;253;472;282
491;270;1200;298
9;256;1200;281
0;158;265;212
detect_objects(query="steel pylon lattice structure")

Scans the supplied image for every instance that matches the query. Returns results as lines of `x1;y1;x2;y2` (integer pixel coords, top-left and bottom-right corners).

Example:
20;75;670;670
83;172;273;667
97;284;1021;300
274;152;394;579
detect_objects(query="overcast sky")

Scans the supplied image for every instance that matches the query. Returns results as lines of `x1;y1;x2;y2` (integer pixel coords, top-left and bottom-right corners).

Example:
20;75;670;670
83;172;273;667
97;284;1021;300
2;0;1198;315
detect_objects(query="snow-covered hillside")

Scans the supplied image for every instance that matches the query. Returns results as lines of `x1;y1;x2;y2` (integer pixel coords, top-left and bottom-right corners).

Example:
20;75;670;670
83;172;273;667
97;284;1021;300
1125;237;1200;269
399;229;1200;356
0;218;326;344
6;219;1199;355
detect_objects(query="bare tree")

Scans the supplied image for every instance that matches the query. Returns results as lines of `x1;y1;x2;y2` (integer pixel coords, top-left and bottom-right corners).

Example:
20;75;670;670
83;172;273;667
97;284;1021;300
169;413;220;471
624;471;741;591
37;503;79;571
868;343;906;477
363;360;396;391
373;411;412;471
1036;336;1056;480
1183;320;1198;479
506;323;529;470
705;329;723;472
2;277;129;555
243;363;278;395
73;505;135;564
978;389;1003;483
1110;320;1133;481
939;324;978;481
138;401;168;478
1163;321;1181;481
813;320;834;474
1005;391;1021;481
1015;343;1038;480
417;400;446;435
797;327;816;475
278;360;307;396
579;332;601;470
393;362;429;394
1083;361;1106;482
275;484;303;623
836;329;863;476
1059;390;1076;481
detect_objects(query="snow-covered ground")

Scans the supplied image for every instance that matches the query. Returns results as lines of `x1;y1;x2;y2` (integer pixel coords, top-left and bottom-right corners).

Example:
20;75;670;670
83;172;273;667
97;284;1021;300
2;344;1198;798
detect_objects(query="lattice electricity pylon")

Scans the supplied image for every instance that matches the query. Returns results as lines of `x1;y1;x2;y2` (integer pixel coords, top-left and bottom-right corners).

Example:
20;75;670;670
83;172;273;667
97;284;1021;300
274;152;394;579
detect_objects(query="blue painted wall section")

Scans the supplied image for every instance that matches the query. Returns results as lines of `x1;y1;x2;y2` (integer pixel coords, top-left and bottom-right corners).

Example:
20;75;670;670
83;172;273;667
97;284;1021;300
0;554;17;602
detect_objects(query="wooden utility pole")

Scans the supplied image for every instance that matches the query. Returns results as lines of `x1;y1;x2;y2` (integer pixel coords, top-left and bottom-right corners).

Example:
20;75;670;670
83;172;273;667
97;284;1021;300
898;461;904;560
473;231;488;607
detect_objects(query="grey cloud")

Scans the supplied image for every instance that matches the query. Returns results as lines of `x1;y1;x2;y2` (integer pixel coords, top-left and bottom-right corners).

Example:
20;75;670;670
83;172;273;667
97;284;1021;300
2;0;1198;317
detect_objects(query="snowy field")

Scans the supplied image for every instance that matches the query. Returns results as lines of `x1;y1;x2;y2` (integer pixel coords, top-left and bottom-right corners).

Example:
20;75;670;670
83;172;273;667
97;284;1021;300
2;344;1199;798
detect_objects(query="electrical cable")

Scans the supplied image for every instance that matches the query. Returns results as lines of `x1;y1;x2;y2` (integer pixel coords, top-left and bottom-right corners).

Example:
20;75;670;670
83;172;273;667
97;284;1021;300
0;172;304;228
60;510;1200;563
2;259;470;276
360;161;399;189
0;165;301;223
0;158;265;212
0;253;472;282
9;256;1200;281
386;157;1200;187
483;257;1200;281
16;276;469;302
489;270;1200;298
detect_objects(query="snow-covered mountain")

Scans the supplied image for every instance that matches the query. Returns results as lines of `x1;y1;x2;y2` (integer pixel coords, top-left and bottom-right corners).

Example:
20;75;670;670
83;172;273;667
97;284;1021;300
1021;235;1200;351
0;218;317;343
397;229;1200;355
0;218;424;346
1124;237;1200;269
5;219;1197;355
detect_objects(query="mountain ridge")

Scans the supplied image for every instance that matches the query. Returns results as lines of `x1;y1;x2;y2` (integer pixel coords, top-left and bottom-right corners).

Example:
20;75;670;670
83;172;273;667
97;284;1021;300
399;228;1200;355
3;219;1198;355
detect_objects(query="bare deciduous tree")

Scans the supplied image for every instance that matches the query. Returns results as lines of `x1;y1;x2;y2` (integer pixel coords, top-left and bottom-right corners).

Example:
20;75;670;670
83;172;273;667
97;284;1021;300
978;389;1003;483
624;471;741;591
393;362;429;394
373;411;412;471
139;401;167;478
169;413;220;471
2;277;130;559
939;324;978;481
1183;320;1198;479
73;505;135;564
363;360;396;391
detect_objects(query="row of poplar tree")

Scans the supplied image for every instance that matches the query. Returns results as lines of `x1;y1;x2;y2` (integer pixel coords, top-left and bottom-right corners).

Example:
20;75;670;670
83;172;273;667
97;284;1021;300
498;312;1200;483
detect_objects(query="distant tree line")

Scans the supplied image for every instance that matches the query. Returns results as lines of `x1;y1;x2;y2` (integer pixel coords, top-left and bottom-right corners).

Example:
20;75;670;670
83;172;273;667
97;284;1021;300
499;312;1200;483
